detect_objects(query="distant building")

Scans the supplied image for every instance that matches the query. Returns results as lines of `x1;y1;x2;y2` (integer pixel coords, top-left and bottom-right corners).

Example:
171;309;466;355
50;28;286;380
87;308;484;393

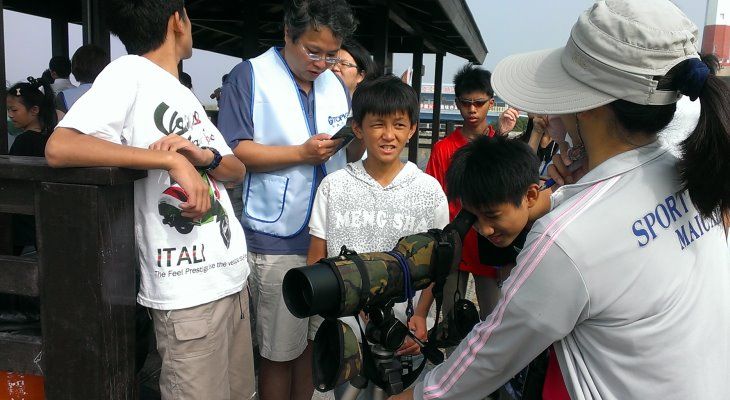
418;83;507;123
702;0;730;71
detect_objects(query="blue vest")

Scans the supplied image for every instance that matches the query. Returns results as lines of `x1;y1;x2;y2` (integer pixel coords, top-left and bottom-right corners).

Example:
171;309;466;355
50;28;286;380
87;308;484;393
243;47;349;237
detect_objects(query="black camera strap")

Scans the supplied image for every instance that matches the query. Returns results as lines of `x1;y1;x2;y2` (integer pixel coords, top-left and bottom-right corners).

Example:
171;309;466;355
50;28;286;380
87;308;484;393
319;257;347;318
424;230;455;356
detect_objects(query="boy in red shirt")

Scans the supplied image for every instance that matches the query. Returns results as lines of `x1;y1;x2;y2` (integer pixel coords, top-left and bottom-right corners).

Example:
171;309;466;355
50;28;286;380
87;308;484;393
425;63;518;319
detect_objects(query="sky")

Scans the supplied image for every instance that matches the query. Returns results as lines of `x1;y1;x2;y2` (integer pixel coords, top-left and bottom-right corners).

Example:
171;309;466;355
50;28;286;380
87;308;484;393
3;0;708;107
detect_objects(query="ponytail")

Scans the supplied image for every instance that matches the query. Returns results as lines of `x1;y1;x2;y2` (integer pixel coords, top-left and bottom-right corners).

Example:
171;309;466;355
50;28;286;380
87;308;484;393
609;55;730;219
29;76;58;132
678;72;730;219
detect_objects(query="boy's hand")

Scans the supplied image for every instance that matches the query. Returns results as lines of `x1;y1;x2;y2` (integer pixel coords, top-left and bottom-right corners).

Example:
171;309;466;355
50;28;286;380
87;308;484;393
168;154;211;219
150;135;213;167
299;133;340;165
498;108;520;135
397;315;427;356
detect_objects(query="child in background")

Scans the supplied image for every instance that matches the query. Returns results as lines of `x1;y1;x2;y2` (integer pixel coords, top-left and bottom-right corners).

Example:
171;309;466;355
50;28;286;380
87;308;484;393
8;77;57;256
7;78;56;157
425;64;518;320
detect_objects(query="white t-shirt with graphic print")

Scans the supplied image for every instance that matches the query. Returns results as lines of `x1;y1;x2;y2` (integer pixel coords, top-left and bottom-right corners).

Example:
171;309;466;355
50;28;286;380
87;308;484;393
309;160;449;328
58;55;249;310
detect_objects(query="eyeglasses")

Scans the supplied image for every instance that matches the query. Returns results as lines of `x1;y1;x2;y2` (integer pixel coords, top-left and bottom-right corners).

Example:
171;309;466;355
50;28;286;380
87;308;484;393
337;60;359;70
457;97;491;107
299;43;341;65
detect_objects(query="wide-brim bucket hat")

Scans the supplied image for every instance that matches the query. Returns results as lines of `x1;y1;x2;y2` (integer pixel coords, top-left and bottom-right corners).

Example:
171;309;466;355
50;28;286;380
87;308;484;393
492;0;701;115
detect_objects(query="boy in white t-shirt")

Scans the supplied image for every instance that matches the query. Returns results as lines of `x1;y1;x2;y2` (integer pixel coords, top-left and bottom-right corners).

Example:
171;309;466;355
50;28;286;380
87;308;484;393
303;75;449;395
45;2;254;399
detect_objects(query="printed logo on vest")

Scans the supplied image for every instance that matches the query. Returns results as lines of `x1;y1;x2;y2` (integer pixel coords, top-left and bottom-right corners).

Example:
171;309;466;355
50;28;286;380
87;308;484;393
328;112;349;127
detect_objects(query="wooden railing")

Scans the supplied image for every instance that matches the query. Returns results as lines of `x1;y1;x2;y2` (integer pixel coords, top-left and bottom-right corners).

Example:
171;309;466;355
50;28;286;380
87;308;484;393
0;155;146;399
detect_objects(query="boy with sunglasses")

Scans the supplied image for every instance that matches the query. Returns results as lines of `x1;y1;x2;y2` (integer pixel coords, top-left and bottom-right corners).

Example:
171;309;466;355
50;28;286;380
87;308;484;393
217;1;358;398
425;64;519;323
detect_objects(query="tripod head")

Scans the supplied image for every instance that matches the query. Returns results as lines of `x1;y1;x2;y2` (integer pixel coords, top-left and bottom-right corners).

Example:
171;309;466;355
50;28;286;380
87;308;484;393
363;303;410;352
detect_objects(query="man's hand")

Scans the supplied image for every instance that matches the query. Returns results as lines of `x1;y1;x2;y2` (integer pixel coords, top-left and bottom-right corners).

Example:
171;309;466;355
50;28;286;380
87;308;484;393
168;154;211;219
150;135;213;167
299;133;340;165
498;108;520;135
397;315;427;356
388;387;415;400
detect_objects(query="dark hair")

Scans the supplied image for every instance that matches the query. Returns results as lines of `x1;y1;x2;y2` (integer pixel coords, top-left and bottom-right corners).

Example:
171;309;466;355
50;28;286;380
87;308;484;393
340;38;378;79
180;72;192;89
454;63;493;99
447;136;539;209
352;75;419;125
49;56;71;78
700;53;720;75
107;0;186;55
7;76;57;133
283;0;357;43
41;69;53;84
71;45;109;83
608;56;730;218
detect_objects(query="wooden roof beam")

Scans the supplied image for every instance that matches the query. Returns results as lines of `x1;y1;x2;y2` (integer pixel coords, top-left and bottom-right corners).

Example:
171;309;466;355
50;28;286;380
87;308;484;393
383;2;445;53
435;0;487;63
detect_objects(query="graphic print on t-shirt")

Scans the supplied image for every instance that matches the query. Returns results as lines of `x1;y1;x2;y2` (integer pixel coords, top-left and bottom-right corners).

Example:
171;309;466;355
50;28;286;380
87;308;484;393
158;172;232;248
152;101;231;248
154;101;215;146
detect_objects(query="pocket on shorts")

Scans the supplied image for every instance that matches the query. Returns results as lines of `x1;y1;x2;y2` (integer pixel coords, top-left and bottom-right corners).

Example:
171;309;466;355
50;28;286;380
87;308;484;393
170;317;215;359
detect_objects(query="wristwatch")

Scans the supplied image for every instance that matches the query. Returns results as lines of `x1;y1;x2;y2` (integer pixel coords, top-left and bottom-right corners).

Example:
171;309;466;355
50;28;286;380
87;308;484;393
201;146;222;171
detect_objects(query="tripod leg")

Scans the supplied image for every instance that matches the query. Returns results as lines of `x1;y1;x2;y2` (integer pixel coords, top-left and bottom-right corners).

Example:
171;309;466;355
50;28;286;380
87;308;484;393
340;383;363;400
372;387;387;400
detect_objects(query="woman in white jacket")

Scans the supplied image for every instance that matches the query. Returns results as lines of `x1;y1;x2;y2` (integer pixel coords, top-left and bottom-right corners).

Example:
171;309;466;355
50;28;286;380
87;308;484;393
393;1;730;399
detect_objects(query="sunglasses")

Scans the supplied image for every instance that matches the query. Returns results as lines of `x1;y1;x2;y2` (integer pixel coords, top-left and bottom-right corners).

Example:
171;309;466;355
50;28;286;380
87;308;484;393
456;97;491;107
300;44;341;65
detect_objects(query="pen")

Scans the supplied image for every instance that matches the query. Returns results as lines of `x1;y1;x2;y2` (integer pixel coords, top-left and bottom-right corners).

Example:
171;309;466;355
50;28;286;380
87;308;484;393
539;159;585;191
539;178;556;191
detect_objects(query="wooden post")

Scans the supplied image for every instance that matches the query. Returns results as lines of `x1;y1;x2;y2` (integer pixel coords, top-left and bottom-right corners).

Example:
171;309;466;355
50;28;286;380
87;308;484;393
51;19;69;58
83;0;111;62
0;156;145;399
38;182;137;399
241;1;260;59
0;0;7;156
408;42;424;164
372;4;391;74
431;53;444;146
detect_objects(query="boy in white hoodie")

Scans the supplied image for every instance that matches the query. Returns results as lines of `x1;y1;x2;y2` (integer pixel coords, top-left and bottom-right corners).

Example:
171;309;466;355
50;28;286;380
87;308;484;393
303;75;449;394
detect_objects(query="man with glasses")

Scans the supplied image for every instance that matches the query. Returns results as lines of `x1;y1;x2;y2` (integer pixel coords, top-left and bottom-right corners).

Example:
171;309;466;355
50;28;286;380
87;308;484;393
425;64;518;355
217;1;356;399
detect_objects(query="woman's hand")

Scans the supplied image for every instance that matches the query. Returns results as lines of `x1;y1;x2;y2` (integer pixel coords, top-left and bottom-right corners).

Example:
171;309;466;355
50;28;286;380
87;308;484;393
546;141;588;188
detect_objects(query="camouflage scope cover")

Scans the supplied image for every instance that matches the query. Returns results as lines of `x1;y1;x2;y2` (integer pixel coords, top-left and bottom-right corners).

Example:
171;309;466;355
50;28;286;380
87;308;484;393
313;318;363;392
332;232;439;316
